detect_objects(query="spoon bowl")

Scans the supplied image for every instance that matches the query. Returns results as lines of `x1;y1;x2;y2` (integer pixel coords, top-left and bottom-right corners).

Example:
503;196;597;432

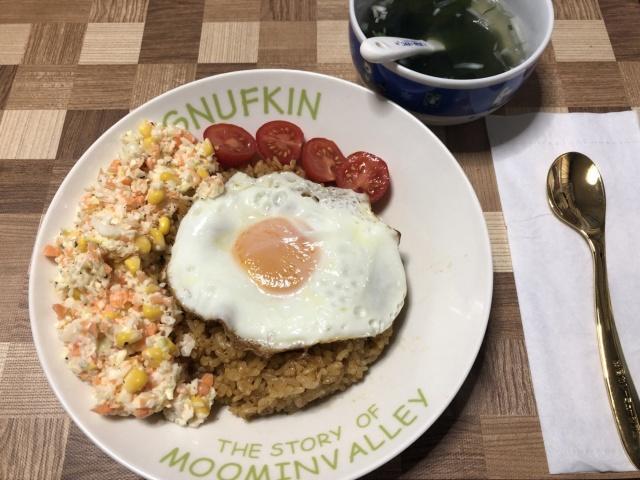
547;151;606;238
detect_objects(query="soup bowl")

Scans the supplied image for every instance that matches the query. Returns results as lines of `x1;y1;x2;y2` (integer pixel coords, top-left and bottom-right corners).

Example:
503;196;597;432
349;0;554;125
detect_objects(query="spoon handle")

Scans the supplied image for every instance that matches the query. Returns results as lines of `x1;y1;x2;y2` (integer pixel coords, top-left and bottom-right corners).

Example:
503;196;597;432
359;37;443;64
590;236;640;468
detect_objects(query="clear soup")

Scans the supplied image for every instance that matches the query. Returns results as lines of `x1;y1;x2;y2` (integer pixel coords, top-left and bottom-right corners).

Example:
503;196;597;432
359;0;526;80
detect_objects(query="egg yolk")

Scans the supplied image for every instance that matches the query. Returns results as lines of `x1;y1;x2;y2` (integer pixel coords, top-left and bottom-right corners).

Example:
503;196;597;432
232;217;319;294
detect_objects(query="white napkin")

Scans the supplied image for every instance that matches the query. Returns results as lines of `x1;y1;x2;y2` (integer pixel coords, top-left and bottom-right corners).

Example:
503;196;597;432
486;111;640;474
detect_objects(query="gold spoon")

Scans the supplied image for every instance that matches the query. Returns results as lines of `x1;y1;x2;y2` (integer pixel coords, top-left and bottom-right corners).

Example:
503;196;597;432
547;152;640;468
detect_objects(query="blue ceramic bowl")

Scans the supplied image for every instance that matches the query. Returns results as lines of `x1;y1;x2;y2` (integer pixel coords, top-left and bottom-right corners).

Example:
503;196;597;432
349;0;554;125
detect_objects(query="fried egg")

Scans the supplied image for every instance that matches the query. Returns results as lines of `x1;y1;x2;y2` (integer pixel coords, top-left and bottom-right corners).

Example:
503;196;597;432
168;172;406;351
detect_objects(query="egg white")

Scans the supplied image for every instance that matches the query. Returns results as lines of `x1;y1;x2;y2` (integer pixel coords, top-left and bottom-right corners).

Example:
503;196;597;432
168;172;406;351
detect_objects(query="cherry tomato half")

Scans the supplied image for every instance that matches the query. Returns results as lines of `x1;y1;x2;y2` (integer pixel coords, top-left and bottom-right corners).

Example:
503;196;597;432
256;120;305;165
335;151;391;203
203;123;257;168
300;138;346;183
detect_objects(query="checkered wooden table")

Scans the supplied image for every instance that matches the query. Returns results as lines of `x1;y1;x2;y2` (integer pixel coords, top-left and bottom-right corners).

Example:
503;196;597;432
1;0;640;478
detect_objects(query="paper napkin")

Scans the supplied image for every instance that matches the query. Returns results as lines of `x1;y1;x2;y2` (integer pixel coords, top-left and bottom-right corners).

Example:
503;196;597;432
486;111;640;473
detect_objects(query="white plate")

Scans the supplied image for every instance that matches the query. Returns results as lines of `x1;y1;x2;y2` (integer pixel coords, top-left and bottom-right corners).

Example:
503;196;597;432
29;69;492;480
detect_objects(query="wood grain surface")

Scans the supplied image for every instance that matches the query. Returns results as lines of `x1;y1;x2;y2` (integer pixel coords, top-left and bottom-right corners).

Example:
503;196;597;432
1;0;639;479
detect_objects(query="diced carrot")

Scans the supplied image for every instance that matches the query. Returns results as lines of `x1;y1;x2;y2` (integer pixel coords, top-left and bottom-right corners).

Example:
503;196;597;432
174;151;185;165
144;323;158;337
68;343;81;357
126;194;144;209
43;244;62;258
108;159;120;173
187;168;201;185
109;290;130;309
134;408;152;418
121;177;132;186
93;403;113;415
173;133;195;145
52;304;67;319
149;293;164;305
198;373;214;396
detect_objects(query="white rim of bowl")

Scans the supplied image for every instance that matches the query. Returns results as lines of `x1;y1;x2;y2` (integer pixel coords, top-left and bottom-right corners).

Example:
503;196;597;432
349;0;555;90
28;68;494;480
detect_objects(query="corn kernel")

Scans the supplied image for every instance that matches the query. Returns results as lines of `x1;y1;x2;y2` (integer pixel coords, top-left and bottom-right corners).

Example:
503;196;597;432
191;395;210;416
160;171;178;183
143;304;162;321
135;236;151;254
143;346;165;367
147;189;165;205
145;284;159;294
195;406;210;416
72;288;82;301
124;255;140;275
158;337;178;355
138;121;152;138
77;236;88;253
115;329;141;348
124;367;148;394
149;228;165;250
196;167;209;179
105;310;118;320
202;138;214;157
158;216;171;235
143;136;155;152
